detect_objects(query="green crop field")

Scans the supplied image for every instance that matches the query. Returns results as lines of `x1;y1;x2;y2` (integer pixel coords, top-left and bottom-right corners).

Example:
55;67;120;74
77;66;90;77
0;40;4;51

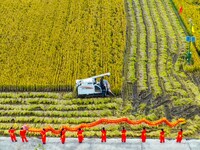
0;0;200;139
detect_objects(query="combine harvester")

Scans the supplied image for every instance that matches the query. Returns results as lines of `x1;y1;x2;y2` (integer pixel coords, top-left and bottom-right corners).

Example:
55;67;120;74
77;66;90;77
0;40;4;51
76;73;115;98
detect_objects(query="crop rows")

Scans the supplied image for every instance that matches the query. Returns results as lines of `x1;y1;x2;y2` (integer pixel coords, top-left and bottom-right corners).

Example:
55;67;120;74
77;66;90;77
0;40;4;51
0;92;62;99
125;0;137;84
0;110;113;118
125;0;200;137
0;103;118;111
0;97;114;105
0;92;193;138
172;0;200;71
0;91;199;138
0;93;124;137
0;0;126;93
139;0;162;97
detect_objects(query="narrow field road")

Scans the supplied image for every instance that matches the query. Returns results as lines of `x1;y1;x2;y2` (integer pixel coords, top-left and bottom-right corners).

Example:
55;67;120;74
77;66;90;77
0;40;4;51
0;138;199;150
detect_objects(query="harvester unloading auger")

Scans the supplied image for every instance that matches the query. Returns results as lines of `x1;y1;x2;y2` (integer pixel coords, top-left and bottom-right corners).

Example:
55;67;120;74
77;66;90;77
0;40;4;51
76;73;115;98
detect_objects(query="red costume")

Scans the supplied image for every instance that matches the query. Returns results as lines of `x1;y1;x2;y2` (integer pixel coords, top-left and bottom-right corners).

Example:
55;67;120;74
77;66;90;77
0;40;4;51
176;130;183;143
101;129;106;142
60;129;66;144
77;129;84;143
40;130;46;144
141;128;146;142
179;6;183;14
160;130;165;143
20;129;28;142
121;129;126;142
8;128;17;142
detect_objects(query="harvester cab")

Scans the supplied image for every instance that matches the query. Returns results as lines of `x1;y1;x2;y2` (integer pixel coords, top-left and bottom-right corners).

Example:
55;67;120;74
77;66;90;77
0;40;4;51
76;72;114;97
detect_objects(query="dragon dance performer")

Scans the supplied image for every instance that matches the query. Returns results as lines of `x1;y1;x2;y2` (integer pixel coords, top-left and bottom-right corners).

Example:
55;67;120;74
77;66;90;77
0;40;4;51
141;127;146;143
176;129;183;143
60;128;67;144
101;127;106;142
8;127;17;142
20;127;28;142
77;128;84;143
40;128;47;144
160;129;165;143
121;127;126;143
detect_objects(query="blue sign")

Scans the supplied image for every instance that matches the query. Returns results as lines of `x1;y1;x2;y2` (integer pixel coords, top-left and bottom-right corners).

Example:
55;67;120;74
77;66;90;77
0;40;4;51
191;36;196;42
186;36;196;42
186;36;191;42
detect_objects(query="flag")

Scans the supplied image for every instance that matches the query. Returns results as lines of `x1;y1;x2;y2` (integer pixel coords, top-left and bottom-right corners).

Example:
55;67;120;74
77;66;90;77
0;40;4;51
192;26;195;33
179;6;183;14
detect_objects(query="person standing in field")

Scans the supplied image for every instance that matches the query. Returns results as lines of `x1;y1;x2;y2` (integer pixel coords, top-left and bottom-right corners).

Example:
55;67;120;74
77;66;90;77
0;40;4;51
40;128;47;144
20;127;28;142
101;127;106;142
160;129;165;143
176;129;183;143
121;127;126;143
60;128;67;144
100;77;106;95
141;127;146;143
77;128;84;143
8;127;17;142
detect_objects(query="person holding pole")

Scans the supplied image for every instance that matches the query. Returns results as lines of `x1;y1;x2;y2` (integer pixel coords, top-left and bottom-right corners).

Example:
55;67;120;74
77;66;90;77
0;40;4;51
160;129;165;143
77;128;84;143
20;127;28;142
101;127;106;142
40;128;47;144
141;127;146;143
60;128;66;144
121;127;126;143
8;127;17;142
176;129;183;143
